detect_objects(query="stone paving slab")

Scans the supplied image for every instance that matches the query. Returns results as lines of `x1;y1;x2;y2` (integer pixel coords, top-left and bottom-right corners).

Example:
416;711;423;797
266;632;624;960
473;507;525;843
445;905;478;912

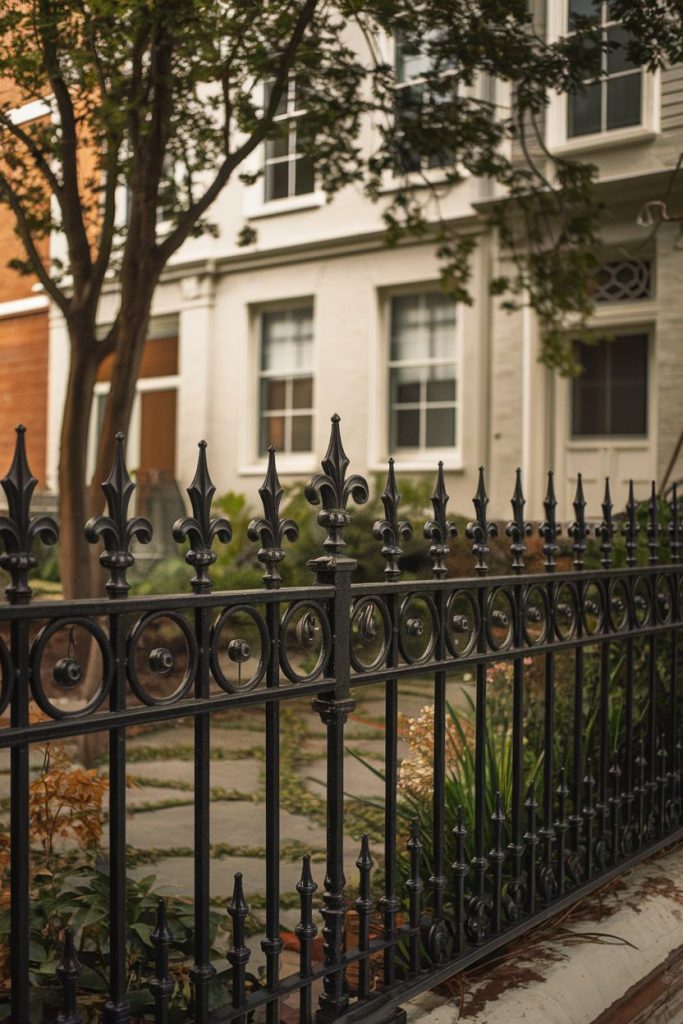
125;785;195;809
127;758;262;796
130;854;305;901
127;724;265;753
306;758;386;802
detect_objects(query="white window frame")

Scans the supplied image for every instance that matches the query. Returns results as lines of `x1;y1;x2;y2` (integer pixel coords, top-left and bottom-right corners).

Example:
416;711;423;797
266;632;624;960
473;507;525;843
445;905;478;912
546;0;659;154
381;286;463;470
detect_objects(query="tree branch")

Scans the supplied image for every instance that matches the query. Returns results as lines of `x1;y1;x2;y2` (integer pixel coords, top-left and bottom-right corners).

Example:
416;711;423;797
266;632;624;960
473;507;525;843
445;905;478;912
0;111;63;200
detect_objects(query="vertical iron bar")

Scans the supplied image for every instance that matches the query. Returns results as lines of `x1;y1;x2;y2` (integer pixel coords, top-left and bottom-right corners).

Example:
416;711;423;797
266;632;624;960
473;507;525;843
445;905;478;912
489;793;505;933
406;818;423;975
296;855;318;1024
623;481;639;842
569;473;588;869
190;605;215;1020
597;639;610;868
103;612;129;1024
634;737;647;850
451;807;467;955
355;834;373;1000
431;590;447;945
555;768;569;898
56;927;83;1024
539;472;559;904
9;616;29;1024
647;484;659;840
609;761;622;867
524;783;538;915
380;594;400;990
263;598;283;1024
583;758;596;879
150;899;173;1024
227;873;251;1023
657;734;668;836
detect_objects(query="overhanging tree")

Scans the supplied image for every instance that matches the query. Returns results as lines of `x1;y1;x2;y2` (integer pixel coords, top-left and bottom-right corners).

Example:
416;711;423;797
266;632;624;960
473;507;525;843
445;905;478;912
0;0;678;597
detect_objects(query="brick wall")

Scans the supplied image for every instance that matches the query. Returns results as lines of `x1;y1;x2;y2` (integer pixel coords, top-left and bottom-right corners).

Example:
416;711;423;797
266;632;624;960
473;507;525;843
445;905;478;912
0;311;49;484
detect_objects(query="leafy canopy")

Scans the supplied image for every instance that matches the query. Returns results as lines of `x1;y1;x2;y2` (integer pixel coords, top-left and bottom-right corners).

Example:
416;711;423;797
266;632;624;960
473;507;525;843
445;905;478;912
0;1;679;372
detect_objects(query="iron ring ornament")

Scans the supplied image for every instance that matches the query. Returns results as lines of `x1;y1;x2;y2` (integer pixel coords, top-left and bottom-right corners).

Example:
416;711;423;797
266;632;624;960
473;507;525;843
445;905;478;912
554;582;580;642
398;593;438;665
350;596;391;673
608;578;630;633
445;589;480;658
29;617;112;719
279;600;332;684
210;605;270;693
582;580;606;636
523;584;549;646
127;611;199;706
485;587;515;651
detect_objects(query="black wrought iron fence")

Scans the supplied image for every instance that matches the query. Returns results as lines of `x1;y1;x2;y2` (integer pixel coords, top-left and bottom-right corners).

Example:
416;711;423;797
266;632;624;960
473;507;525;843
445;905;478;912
0;414;681;1024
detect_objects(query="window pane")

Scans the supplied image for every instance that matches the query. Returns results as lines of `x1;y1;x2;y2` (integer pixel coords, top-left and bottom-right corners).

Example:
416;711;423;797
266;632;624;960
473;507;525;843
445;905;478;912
292;376;313;409
607;26;638;73
425;293;456;358
265;131;291;161
568;82;601;137
572;340;608;436
265;160;289;200
610;383;647;434
568;0;600;29
394;409;420;448
295;155;314;195
396;37;433;82
391;367;421;404
426;408;455;447
263;415;285;451
291;415;313;451
606;73;641;129
262;309;313;372
390;293;455;362
263;378;286;411
426;375;455;402
609;334;647;433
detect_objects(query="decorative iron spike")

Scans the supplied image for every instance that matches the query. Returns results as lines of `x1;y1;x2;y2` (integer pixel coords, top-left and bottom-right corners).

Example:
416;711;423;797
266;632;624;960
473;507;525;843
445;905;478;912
623;480;640;568
304;414;369;555
634;737;647;847
524;782;539;914
452;806;468;954
406;817;423;973
670;482;680;564
373;458;412;580
556;766;570;896
505;468;532;573
0;425;58;604
247;446;299;588
647;481;659;565
596;478;614;570
539;471;561;572
489;792;506;931
150;898;173;1013
355;834;374;997
583;757;596;879
609;759;622;866
84;433;152;597
568;474;590;571
466;466;498;576
56;927;83;1024
173;441;232;593
423;461;457;579
227;872;251;1008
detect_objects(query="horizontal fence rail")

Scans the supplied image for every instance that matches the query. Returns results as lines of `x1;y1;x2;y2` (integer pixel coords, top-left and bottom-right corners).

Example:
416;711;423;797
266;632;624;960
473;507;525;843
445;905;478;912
0;416;680;1023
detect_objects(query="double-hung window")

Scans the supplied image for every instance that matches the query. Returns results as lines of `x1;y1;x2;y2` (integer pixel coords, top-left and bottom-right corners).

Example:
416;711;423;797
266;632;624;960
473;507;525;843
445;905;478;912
388;292;458;453
567;1;642;138
394;32;455;173
263;79;314;202
572;333;648;437
259;307;314;454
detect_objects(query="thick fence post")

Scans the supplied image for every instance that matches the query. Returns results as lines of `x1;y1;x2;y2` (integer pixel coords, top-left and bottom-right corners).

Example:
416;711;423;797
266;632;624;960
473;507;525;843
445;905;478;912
305;415;368;1023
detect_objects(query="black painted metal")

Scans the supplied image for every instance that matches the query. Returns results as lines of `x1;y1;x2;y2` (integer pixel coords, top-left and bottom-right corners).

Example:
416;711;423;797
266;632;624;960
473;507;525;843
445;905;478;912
0;416;680;1024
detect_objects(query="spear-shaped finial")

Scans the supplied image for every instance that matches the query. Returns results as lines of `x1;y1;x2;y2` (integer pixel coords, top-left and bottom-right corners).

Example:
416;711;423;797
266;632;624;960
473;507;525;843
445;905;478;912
173;440;232;593
568;474;589;571
623;480;639;568
247;447;299;587
505;468;532;573
0;425;58;605
423;462;457;578
466;467;498;576
647;481;659;565
539;471;561;572
596;478;614;570
149;898;173;1014
304;414;369;556
373;458;412;579
85;433;152;597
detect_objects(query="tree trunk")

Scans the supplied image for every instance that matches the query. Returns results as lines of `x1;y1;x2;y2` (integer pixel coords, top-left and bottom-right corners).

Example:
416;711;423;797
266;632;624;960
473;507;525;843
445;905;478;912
57;340;98;600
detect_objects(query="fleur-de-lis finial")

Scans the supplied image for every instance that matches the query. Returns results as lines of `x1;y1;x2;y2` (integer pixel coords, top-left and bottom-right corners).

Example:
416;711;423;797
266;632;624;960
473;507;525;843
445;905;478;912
466;466;498;576
670;482;680;564
247;447;299;588
567;473;589;571
647;481;659;565
85;433;152;598
505;468;532;574
539;471;561;572
373;458;412;580
0;426;58;604
596;478;614;570
304;414;369;556
423;461;457;578
623;480;639;568
173;441;232;593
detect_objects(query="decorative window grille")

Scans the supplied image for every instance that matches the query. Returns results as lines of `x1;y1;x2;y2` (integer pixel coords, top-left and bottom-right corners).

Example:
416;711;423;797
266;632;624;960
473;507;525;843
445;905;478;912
594;259;653;303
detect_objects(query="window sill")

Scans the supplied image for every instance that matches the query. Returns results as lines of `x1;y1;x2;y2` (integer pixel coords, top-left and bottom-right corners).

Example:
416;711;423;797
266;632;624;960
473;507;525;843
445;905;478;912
239;456;317;477
379;165;469;195
246;192;326;221
549;126;657;158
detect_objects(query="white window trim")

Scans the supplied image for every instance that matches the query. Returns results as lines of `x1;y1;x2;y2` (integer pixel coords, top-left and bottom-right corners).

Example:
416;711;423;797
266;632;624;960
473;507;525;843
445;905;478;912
545;0;660;155
0;295;48;320
565;322;654;450
239;299;318;475
371;284;464;471
242;83;325;220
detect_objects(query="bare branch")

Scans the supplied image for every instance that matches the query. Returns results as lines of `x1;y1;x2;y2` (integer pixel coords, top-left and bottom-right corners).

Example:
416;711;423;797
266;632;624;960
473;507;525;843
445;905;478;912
0;112;63;200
